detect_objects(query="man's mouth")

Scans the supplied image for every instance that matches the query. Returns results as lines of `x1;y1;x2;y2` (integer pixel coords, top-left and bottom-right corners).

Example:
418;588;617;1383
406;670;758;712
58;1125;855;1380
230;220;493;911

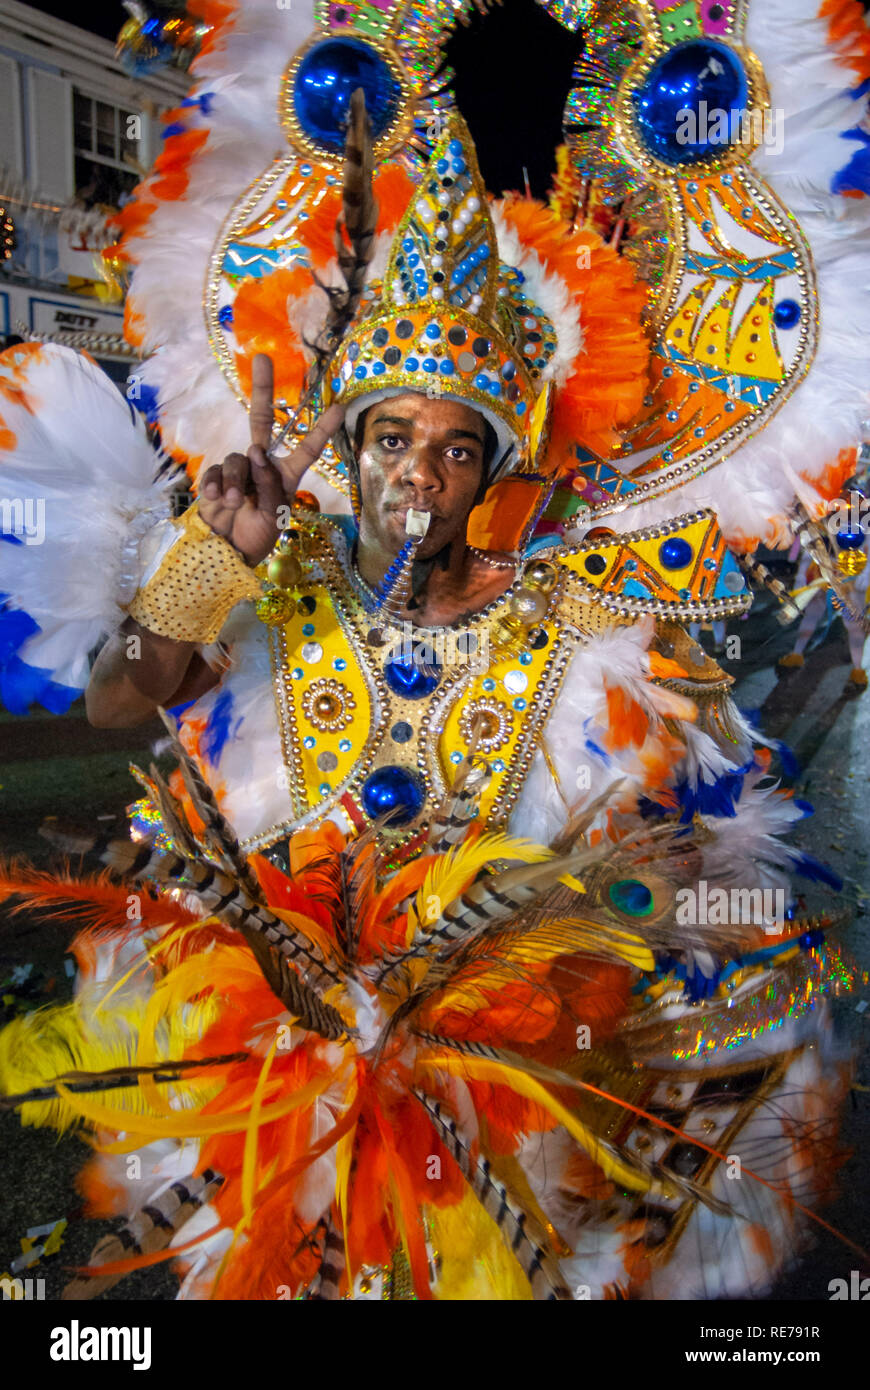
387;505;439;526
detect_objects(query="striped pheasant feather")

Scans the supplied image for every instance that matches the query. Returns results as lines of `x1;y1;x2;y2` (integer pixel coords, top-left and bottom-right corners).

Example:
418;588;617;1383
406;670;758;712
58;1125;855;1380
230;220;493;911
411;1089;572;1301
62;1169;225;1300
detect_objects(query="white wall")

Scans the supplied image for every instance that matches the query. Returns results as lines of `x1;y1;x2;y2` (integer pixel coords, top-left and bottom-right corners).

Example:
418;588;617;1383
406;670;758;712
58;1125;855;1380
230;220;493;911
0;51;23;176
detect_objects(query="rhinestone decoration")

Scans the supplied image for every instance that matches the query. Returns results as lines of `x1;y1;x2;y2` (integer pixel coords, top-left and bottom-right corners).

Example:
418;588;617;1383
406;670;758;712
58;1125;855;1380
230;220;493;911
361;765;425;825
293;37;401;156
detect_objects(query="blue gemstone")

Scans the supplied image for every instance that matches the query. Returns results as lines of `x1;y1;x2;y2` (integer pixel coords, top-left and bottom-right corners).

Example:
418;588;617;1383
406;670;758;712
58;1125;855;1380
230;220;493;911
361;765;424;825
354;365;367;379
302;623;315;636
632;39;748;167
448;139;463;155
405;357;419;371
440;359;454;375
292;668;304;680
488;381;501;397
391;721;413;744
303;736;315;749
425;323;440;339
660;536;694;569
339;738;352;753
482;677;496;692
608;878;654;916
519;652;533;665
333;657;347;671
319;782;331;796
516;402;527;415
513;697;527;711
294;38;401;155
422;357;438;373
218;304;234;326
384;646;441;698
436;159;448;174
837;529;864;549
474;373;489;390
373;361;385;375
773;298;801;330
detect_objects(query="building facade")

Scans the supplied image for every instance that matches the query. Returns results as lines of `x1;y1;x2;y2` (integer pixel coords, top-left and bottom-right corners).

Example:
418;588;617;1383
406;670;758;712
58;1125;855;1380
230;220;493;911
0;0;188;379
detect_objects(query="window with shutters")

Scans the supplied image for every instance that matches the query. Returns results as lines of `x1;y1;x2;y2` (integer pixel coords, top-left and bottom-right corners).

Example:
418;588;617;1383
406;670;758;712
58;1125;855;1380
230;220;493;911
72;91;140;207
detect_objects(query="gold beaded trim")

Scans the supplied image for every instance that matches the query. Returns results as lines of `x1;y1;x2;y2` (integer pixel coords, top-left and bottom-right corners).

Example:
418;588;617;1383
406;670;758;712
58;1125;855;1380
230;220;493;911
127;505;261;644
300;678;357;733
459;698;514;753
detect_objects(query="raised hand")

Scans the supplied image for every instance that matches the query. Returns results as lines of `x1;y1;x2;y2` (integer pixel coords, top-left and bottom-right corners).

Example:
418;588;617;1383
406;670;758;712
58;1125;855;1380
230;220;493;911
198;354;344;566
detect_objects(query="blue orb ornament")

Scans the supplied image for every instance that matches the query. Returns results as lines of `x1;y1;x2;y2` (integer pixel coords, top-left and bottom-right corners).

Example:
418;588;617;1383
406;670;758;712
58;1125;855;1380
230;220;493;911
384;644;441;698
361;765;425;825
632;39;749;167
773;299;801;330
608;879;654;917
293;38;401;155
836;529;864;549
659;536;694;570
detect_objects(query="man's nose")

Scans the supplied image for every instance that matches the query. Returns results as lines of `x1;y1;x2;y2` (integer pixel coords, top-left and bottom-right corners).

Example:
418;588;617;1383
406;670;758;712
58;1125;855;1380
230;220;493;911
400;445;441;492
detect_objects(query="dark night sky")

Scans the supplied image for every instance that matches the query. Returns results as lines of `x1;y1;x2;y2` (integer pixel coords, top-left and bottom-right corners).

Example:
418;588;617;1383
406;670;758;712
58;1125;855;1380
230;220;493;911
26;0;582;196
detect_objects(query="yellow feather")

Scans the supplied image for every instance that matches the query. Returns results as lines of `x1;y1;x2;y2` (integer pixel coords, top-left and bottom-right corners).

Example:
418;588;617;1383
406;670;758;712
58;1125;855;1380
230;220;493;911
0;989;219;1135
419;1053;657;1196
241;1036;280;1229
54;1067;333;1141
430;1192;532;1300
411;833;552;943
495;918;655;972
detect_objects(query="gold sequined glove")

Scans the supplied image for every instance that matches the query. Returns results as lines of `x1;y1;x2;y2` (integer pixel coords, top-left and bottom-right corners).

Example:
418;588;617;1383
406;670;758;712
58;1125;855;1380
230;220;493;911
127;504;261;644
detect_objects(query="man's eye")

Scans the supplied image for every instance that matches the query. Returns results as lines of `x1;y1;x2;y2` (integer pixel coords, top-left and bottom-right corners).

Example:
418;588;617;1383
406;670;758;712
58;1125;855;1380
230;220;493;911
446;447;473;462
379;435;405;450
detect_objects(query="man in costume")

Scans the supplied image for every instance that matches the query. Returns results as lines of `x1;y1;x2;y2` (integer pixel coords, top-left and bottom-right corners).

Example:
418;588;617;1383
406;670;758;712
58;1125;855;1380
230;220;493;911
0;113;857;1301
3;0;869;1297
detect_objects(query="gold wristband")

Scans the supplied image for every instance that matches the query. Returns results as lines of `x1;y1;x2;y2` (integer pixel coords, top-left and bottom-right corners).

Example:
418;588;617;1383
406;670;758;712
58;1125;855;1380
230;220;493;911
127;504;261;644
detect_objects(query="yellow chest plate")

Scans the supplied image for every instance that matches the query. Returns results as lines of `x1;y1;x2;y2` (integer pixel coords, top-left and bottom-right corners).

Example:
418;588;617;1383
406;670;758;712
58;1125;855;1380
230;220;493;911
259;525;583;853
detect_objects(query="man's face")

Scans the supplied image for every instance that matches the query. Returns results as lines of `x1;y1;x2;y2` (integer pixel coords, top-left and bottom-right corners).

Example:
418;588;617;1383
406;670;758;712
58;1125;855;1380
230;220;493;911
355;393;487;560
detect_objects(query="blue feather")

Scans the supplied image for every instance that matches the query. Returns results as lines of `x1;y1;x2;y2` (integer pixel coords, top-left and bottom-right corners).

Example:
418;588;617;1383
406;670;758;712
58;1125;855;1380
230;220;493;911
773;739;799;778
793;853;843;892
0;654;80;715
201;691;240;766
0;605;40;663
584;736;611;765
832;126;870;196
